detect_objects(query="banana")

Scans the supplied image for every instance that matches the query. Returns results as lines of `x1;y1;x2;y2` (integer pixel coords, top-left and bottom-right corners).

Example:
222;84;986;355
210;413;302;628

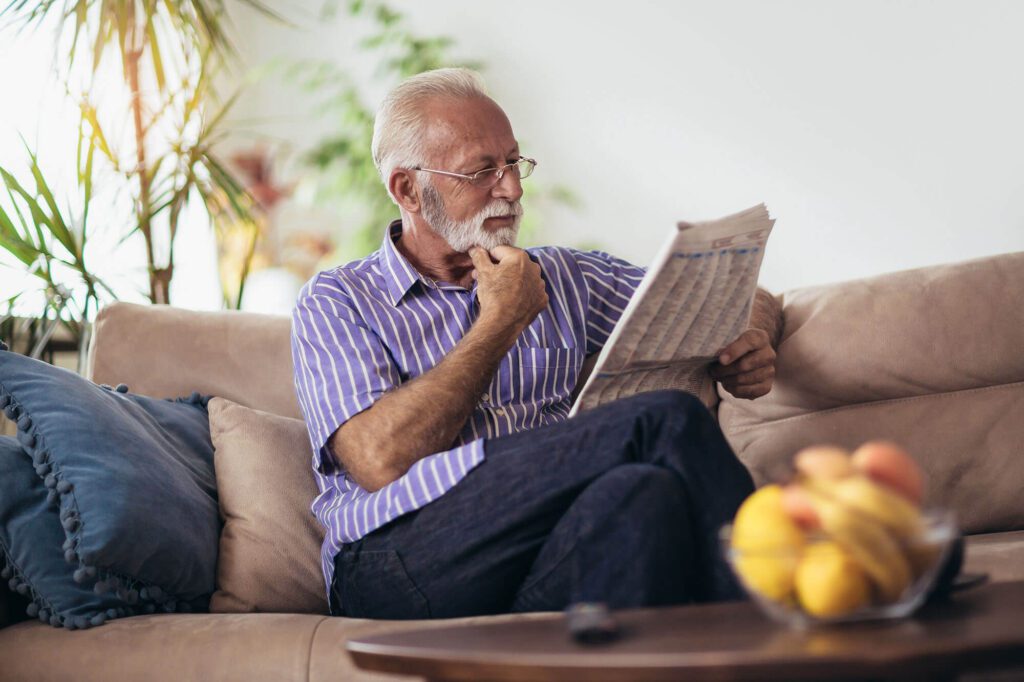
794;446;856;479
805;475;923;541
803;485;914;603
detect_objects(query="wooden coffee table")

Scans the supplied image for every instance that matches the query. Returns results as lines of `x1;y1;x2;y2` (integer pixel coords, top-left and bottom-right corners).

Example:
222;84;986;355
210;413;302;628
346;580;1024;681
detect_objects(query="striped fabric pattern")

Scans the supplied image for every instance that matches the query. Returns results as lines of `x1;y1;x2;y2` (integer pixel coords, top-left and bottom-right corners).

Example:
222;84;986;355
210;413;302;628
291;222;646;596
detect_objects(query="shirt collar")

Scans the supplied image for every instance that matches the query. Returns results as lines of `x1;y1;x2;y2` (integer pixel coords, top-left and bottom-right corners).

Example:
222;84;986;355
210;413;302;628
380;219;425;306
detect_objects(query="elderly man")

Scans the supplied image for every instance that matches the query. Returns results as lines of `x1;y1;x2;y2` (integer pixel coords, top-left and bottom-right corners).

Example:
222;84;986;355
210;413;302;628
291;68;780;620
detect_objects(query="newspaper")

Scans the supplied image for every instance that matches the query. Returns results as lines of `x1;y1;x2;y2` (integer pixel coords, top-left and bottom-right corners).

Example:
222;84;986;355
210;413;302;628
570;204;775;416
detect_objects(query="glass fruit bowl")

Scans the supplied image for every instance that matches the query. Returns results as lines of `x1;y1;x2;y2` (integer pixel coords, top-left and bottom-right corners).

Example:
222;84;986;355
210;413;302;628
721;508;958;628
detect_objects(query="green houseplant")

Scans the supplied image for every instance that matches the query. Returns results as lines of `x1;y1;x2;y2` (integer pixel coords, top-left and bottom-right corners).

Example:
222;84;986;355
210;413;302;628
0;142;111;367
0;0;281;358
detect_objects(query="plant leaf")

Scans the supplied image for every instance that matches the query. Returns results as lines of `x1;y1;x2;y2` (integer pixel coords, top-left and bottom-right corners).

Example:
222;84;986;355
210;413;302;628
78;100;117;167
0;167;55;253
80;125;96;234
24;145;78;258
145;8;167;91
0;206;41;267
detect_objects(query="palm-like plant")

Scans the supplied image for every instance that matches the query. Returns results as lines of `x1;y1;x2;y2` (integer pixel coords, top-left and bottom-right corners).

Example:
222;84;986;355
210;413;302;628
1;0;280;312
0;140;112;365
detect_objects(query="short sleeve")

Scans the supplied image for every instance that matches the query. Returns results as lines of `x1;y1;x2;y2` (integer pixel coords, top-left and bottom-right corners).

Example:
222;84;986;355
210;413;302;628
291;274;401;467
572;250;646;355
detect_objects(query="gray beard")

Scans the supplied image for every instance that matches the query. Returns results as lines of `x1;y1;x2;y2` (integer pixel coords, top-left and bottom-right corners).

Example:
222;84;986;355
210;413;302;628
420;183;523;252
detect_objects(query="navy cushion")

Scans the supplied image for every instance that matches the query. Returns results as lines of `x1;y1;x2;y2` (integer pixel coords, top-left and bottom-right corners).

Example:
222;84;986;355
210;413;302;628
0;349;218;627
0;437;128;628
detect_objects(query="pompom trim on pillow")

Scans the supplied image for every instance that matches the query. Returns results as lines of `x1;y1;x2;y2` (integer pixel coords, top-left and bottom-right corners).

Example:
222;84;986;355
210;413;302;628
0;383;209;629
2;544;62;627
0;544;123;629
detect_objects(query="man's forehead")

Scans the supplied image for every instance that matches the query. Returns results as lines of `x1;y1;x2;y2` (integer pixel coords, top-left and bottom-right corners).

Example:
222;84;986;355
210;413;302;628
420;96;518;164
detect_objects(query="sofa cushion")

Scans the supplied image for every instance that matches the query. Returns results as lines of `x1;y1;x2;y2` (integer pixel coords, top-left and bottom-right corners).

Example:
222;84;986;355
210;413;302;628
724;383;1024;534
719;252;1024;534
208;398;327;614
0;437;125;629
0;610;556;682
722;252;1024;422
0;349;218;625
0;613;328;682
87;302;300;418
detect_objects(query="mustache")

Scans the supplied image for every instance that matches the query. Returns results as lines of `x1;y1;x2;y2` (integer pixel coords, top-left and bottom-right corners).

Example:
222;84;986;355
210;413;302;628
478;199;524;220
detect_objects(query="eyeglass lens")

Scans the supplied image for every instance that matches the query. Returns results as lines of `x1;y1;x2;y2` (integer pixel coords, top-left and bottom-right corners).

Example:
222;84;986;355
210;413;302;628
471;158;535;187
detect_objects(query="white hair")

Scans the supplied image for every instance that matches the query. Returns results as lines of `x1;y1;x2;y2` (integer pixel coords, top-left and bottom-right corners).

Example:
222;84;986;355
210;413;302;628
371;68;490;202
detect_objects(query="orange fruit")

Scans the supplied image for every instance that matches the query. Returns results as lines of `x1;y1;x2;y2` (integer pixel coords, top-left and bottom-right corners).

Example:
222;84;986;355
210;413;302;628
731;485;807;602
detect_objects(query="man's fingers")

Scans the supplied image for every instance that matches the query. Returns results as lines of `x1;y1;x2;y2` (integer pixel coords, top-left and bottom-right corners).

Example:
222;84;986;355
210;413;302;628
488;245;524;262
734;383;773;400
468;247;494;271
718;329;769;365
709;345;775;379
722;379;773;400
732;365;775;386
715;329;776;399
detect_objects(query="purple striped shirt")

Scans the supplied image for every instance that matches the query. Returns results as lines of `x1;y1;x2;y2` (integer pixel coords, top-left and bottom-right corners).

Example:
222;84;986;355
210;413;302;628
291;222;646;597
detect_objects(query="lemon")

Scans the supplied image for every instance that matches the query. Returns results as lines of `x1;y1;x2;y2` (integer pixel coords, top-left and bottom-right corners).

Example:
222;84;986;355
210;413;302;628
795;541;872;617
731;485;806;602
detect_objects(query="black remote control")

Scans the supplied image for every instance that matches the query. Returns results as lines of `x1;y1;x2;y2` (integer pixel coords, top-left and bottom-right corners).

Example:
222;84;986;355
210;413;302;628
566;602;620;644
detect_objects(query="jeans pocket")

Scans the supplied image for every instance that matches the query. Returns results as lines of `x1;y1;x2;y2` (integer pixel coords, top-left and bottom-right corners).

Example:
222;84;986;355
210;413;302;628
339;549;431;620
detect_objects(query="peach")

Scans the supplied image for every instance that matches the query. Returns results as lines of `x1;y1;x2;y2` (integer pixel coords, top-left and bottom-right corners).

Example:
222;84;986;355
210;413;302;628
851;441;924;505
781;484;821;531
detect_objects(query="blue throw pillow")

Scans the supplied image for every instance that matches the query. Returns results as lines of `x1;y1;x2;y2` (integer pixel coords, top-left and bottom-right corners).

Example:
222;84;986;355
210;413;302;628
0;436;128;628
0;349;218;628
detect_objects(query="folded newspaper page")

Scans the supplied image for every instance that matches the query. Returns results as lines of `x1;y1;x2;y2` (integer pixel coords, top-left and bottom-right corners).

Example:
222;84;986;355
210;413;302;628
570;204;775;416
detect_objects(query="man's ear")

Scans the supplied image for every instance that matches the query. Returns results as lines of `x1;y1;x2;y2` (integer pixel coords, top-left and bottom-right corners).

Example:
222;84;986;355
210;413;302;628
390;170;421;213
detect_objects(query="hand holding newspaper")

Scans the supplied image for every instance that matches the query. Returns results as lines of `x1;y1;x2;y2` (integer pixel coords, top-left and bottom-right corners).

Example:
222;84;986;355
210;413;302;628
570;204;775;416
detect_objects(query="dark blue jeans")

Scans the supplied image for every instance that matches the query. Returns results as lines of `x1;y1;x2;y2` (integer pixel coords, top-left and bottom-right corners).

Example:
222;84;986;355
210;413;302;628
330;390;755;619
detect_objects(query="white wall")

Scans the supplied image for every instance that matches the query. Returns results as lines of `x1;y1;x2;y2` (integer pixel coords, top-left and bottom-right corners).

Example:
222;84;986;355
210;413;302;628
229;0;1024;295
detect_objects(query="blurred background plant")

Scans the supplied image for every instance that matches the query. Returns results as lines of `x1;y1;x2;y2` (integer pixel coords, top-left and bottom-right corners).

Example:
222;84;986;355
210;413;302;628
0;143;111;368
287;0;580;265
0;0;282;361
1;0;587;352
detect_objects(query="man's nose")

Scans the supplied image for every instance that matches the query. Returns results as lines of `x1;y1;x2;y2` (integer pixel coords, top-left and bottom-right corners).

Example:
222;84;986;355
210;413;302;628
491;167;523;202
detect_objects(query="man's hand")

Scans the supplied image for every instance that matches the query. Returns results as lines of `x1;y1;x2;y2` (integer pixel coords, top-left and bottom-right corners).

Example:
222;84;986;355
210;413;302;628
710;328;776;400
469;245;548;334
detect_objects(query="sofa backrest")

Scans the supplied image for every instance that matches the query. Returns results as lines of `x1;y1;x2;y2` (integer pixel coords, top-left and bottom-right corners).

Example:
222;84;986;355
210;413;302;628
84;252;1024;537
86;303;300;419
718;251;1024;535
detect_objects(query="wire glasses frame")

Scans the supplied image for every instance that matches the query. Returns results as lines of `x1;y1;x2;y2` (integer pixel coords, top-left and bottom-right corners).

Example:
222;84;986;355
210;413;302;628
412;157;537;189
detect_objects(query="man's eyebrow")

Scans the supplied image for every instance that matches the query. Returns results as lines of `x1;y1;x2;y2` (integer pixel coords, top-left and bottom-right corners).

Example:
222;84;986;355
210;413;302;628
467;144;521;167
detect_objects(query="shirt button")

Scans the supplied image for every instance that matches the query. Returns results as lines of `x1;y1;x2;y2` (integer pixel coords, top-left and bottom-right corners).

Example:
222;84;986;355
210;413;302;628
495;408;505;416
481;394;490;403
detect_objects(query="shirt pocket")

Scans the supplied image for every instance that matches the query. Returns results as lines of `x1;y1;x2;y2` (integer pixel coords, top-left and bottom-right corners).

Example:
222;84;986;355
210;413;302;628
493;346;582;406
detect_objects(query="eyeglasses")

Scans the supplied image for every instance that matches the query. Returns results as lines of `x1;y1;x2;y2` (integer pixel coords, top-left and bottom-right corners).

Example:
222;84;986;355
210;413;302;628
412;157;537;189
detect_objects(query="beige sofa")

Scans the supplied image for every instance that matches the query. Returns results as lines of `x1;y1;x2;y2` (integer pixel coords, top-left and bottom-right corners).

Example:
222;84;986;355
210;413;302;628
1;251;1022;681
